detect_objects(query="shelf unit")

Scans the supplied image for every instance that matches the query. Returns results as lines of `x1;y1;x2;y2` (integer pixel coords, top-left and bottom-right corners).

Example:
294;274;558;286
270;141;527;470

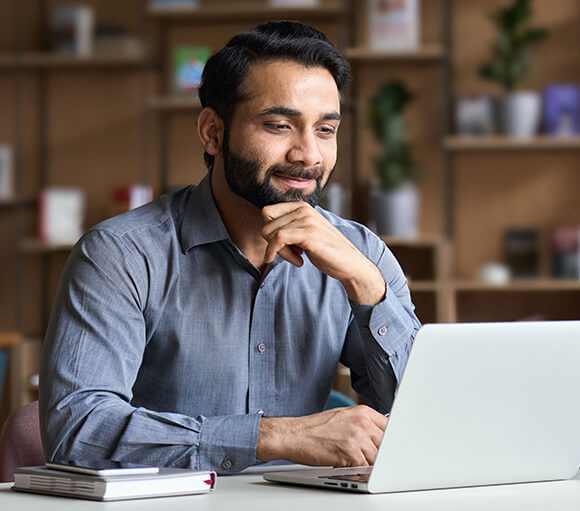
2;0;580;417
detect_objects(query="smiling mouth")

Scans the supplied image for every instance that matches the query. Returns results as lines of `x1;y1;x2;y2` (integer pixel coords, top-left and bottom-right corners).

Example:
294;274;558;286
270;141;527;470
272;173;316;190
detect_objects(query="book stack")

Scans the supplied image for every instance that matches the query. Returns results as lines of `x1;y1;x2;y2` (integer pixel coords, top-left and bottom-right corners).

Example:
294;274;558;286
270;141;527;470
13;466;215;501
368;0;421;51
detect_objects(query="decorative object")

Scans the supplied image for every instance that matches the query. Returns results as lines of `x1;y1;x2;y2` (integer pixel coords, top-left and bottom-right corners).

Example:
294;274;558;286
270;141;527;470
173;45;211;97
551;226;580;279
542;85;580;136
368;0;420;50
369;81;420;238
504;229;540;277
50;5;95;56
455;95;495;136
477;262;512;284
479;0;549;138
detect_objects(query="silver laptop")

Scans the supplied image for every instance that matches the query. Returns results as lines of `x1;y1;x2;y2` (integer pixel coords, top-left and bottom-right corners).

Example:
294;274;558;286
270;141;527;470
264;321;580;493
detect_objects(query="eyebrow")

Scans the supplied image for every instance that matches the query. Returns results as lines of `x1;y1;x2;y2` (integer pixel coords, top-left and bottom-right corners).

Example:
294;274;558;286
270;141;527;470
258;106;341;122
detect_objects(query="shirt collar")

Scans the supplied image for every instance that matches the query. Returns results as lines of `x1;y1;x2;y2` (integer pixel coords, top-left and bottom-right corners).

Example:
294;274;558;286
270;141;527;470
179;173;231;253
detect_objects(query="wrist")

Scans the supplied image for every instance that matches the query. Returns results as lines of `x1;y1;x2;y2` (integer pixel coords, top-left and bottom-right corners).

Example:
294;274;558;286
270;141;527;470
256;416;294;463
340;260;386;306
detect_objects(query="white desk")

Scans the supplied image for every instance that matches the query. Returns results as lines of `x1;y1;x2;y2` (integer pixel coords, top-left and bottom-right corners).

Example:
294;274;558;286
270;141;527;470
2;468;580;510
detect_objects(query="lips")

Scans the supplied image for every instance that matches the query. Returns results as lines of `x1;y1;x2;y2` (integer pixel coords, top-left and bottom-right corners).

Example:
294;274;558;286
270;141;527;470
272;173;316;189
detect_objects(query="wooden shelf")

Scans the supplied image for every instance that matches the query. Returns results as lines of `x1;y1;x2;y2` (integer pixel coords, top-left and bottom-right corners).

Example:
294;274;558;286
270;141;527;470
381;235;444;248
0;196;35;208
408;281;440;292
346;44;444;62
147;1;343;21
18;239;75;253
0;52;146;70
148;96;202;112
453;279;580;292
0;332;22;348
444;135;580;152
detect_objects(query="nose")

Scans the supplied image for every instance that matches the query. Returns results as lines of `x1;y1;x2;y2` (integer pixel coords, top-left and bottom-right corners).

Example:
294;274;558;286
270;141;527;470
287;129;323;167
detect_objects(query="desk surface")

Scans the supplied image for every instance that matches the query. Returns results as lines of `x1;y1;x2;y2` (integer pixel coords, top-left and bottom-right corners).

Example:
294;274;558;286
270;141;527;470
2;468;580;510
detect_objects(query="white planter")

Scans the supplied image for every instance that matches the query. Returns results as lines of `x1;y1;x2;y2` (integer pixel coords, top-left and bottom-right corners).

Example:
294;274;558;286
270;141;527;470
500;91;541;138
375;182;419;238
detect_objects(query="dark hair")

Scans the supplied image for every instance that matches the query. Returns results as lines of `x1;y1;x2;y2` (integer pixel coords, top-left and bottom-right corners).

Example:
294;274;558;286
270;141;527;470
199;20;351;170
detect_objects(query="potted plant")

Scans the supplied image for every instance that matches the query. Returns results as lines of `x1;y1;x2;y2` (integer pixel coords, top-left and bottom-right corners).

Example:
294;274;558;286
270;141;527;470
479;0;549;138
369;81;420;238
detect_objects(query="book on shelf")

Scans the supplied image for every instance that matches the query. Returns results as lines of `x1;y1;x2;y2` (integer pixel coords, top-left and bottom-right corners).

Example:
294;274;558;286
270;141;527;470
551;226;580;279
50;5;95;56
173;45;211;97
504;229;540;278
368;0;421;50
111;184;153;217
38;187;85;245
0;144;13;200
13;466;215;501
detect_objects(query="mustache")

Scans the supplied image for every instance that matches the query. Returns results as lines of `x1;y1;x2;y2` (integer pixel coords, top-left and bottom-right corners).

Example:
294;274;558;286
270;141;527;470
266;164;325;181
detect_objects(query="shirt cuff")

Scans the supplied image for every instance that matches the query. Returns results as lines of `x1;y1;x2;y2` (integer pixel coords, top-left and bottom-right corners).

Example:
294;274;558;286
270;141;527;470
350;283;415;380
199;412;262;473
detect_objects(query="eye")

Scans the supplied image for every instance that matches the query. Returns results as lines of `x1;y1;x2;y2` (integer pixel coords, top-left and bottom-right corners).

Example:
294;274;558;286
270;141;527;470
264;123;291;132
317;125;337;137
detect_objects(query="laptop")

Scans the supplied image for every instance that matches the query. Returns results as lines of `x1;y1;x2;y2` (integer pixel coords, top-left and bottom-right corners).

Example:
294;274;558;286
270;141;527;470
264;321;580;493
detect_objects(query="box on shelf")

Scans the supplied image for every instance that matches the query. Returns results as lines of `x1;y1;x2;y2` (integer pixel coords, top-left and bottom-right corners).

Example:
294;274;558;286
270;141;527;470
50;5;95;56
368;0;420;50
0;144;14;200
542;85;580;136
504;229;540;278
39;187;85;245
111;185;153;217
173;45;211;97
551;226;580;279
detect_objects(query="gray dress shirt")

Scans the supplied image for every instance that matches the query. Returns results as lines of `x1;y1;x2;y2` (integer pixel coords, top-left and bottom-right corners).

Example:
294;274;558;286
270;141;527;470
39;175;421;473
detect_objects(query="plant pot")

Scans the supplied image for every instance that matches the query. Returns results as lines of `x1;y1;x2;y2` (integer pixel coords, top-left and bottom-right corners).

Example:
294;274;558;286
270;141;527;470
375;182;419;238
500;91;541;138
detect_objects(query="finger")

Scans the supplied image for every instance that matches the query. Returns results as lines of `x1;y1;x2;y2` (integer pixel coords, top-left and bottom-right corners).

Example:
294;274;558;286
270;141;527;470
360;437;379;466
368;422;386;449
262;201;309;221
263;221;311;264
261;203;315;240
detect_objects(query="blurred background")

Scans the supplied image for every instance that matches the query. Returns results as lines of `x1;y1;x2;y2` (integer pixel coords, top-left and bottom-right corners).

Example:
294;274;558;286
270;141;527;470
1;0;579;422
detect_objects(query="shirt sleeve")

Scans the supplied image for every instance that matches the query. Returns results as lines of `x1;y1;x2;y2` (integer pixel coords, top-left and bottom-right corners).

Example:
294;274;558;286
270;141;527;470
341;239;421;413
39;229;261;473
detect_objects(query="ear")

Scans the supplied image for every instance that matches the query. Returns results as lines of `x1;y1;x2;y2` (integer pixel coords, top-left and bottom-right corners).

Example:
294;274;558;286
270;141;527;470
197;107;224;156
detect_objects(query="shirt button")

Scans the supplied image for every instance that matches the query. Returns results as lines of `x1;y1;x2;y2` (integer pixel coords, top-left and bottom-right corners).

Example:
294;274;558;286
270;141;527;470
221;457;233;470
259;282;265;289
257;342;266;353
378;325;388;336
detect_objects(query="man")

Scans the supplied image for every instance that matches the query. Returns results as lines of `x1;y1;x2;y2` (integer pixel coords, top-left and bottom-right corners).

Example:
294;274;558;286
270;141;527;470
40;21;420;473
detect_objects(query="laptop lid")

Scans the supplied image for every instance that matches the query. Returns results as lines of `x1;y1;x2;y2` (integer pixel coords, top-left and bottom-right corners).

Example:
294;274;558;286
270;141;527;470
368;321;580;493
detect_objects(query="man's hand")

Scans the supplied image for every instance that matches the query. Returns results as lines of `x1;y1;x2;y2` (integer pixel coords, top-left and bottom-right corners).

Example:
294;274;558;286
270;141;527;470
261;202;386;305
256;405;388;467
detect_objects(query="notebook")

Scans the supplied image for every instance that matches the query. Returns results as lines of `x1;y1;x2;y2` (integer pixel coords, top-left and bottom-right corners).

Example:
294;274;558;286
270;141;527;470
264;321;580;493
13;466;215;501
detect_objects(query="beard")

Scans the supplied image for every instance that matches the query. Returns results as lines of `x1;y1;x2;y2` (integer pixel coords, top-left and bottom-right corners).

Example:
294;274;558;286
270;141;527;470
222;132;333;209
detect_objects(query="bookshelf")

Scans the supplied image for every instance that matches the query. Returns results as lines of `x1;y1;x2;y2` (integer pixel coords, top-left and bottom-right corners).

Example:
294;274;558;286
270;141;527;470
2;0;580;419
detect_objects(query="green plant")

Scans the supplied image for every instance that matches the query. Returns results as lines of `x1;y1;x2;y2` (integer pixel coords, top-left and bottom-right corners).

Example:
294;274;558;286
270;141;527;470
479;0;549;92
369;81;420;191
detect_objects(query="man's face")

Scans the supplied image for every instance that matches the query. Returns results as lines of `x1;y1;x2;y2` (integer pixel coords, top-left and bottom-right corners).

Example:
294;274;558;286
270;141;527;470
221;60;341;209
